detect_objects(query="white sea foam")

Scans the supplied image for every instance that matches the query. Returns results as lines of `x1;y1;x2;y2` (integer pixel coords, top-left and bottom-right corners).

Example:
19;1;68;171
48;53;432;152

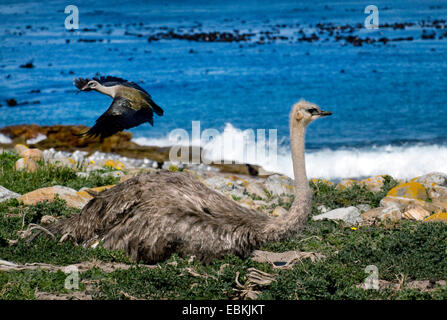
133;123;447;180
0;133;12;144
26;133;47;145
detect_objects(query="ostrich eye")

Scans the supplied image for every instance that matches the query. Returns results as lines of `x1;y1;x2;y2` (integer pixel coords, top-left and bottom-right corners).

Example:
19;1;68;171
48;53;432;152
307;108;319;115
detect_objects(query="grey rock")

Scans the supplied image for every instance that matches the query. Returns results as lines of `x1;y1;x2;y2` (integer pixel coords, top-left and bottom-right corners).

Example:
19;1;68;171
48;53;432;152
272;206;288;217
264;174;295;196
312;206;362;225
245;182;268;199
356;204;372;213
415;172;447;188
203;176;246;199
429;185;447;201
379;206;402;222
0;186;20;203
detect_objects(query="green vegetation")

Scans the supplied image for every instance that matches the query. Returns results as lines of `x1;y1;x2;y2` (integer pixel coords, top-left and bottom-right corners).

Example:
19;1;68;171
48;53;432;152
0;151;119;194
0;151;446;300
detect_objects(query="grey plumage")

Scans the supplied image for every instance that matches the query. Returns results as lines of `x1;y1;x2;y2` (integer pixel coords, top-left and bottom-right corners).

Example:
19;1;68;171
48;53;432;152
48;100;331;264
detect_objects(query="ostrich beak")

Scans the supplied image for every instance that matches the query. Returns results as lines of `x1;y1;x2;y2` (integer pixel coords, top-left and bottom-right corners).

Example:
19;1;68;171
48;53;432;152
81;84;89;91
319;110;332;117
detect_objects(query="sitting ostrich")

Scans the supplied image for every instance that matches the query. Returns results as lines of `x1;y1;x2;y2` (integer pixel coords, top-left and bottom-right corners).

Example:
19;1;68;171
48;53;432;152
48;100;331;263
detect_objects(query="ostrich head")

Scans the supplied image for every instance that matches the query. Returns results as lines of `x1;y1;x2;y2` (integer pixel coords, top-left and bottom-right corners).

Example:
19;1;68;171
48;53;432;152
290;99;332;126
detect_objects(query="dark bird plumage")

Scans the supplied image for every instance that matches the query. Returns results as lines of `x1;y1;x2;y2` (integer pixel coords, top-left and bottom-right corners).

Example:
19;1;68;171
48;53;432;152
74;76;164;140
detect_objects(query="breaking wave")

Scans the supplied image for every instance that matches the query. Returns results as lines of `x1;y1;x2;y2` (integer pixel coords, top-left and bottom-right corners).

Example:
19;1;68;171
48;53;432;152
0;133;12;144
133;123;447;180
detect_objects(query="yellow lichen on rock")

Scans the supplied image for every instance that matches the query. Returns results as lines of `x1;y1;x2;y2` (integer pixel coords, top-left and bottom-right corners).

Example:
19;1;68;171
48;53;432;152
19;148;43;161
424;212;447;223
386;182;427;201
336;179;357;190
14;144;29;154
19;186;90;209
360;175;385;192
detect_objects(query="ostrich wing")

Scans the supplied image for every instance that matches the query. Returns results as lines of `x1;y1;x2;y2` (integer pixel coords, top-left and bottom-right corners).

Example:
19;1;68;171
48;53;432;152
48;172;269;263
79;96;154;139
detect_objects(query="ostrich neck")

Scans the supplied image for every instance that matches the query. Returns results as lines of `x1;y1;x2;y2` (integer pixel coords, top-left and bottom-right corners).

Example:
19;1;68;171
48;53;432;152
261;121;312;241
290;123;312;200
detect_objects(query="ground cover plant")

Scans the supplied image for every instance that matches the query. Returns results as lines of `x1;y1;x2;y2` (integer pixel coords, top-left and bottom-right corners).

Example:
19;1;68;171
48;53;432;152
0;151;446;300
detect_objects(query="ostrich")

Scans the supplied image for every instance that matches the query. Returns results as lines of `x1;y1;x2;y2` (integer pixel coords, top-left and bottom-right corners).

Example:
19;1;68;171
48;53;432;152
73;76;164;140
48;100;331;263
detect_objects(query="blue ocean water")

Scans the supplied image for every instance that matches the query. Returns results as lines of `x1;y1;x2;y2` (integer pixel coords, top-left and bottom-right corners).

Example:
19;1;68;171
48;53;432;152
1;0;447;179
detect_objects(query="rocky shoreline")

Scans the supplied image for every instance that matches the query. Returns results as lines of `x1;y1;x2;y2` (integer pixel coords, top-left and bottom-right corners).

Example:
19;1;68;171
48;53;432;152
0;124;263;176
1;127;447;226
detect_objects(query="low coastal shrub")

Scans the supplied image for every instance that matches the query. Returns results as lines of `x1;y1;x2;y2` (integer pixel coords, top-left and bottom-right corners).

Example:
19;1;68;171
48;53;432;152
0;151;120;194
0;151;445;300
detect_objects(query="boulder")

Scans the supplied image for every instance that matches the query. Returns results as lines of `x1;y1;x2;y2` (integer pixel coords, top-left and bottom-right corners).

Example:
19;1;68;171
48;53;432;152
251;200;268;211
336;179;357;190
237;198;253;209
245;181;268;199
402;205;431;221
424;212;447;223
0;186;20;203
386;182;427;201
14;144;28;154
428;185;447;202
360;175;385;192
380;196;446;214
271;206;288;217
19;148;43;161
356;204;371;212
264;174;295;196
361;207;383;221
210;163;260;176
312;206;362;225
317;205;330;213
379;206;402;222
18;185;91;209
203;176;246;198
15;157;39;173
413;172;447;188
